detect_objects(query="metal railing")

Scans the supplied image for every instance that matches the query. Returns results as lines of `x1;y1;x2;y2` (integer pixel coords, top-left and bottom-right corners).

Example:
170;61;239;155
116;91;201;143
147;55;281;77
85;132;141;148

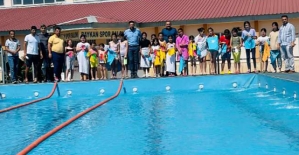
0;46;5;84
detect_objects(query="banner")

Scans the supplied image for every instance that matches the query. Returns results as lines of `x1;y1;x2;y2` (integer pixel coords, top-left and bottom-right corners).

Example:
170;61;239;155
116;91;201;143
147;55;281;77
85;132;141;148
60;29;124;40
79;30;123;39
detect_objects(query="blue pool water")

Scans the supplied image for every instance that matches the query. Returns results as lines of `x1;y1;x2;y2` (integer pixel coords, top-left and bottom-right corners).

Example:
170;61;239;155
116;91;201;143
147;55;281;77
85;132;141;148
1;74;299;155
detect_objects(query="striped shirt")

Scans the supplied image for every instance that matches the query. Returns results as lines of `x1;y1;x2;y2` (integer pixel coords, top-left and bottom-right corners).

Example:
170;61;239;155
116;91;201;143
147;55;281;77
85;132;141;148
278;22;296;46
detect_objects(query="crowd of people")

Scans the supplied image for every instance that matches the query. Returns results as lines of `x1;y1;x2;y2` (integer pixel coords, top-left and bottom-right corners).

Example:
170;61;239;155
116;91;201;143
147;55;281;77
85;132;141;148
3;15;296;84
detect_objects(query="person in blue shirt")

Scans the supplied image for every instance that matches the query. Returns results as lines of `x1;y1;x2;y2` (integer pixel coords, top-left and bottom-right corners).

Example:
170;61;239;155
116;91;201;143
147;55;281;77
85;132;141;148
242;21;257;73
161;21;178;43
124;21;142;78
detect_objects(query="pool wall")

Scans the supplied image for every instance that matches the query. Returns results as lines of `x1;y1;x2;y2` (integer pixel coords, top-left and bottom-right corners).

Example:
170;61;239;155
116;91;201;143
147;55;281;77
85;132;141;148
0;74;259;101
258;74;299;96
0;80;120;100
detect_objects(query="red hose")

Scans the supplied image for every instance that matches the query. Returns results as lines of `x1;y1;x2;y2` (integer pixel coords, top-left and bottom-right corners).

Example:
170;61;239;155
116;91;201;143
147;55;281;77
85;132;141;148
18;79;123;155
0;82;58;113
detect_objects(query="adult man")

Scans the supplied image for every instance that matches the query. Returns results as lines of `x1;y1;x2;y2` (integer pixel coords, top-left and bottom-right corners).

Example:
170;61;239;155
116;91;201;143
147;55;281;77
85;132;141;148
48;26;65;82
161;21;178;43
5;30;20;84
278;15;296;73
24;26;42;83
124;21;141;78
38;24;51;82
161;21;178;76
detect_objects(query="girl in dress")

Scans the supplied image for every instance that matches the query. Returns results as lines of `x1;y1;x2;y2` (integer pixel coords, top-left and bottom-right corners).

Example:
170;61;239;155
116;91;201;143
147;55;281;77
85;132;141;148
257;28;270;73
65;39;75;81
89;43;99;80
152;38;161;77
195;28;207;75
166;35;176;76
176;28;189;76
158;33;167;76
109;33;120;79
242;21;257;73
139;32;151;77
98;43;107;80
230;28;242;73
188;35;197;75
76;34;90;81
118;32;128;78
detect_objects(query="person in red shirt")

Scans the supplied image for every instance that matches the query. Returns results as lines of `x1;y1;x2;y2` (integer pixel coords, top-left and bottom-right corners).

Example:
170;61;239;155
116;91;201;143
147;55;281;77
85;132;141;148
220;29;232;74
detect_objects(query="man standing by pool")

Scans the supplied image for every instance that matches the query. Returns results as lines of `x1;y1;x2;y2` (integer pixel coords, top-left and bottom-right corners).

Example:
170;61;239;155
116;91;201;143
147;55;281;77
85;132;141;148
161;21;178;76
124;21;141;78
48;27;65;82
278;15;296;73
38;24;51;82
24;26;42;84
5;30;20;84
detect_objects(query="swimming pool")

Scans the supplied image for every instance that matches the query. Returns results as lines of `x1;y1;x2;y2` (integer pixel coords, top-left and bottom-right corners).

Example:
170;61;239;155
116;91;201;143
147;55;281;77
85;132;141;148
1;74;299;155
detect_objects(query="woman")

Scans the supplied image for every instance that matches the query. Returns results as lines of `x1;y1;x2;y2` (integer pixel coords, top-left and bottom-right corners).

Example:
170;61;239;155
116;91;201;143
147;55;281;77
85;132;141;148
269;22;282;73
109;33;120;79
206;27;219;74
76;35;90;81
139;32;151;77
118;32;128;78
242;21;257;73
195;27;207;75
220;29;231;74
176;28;189;76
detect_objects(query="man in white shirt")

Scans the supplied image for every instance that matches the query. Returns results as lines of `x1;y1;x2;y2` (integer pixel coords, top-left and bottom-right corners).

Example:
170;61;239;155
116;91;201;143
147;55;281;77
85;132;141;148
5;30;20;84
24;26;43;83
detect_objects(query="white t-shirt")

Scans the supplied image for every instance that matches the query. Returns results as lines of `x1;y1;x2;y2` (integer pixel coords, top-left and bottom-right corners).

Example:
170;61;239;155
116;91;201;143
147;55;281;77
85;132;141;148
24;34;40;55
257;36;269;45
5;39;20;56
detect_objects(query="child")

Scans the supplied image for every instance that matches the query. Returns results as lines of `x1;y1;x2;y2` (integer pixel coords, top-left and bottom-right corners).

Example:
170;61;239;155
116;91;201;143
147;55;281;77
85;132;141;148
109;33;120;79
230;28;242;73
139;32;151;77
158;33;167;76
220;29;232;74
188;35;197;75
65;39;75;81
98;43;107;80
257;28;270;73
118;32;128;78
152;38;161;77
176;28;189;76
166;36;176;76
88;43;99;80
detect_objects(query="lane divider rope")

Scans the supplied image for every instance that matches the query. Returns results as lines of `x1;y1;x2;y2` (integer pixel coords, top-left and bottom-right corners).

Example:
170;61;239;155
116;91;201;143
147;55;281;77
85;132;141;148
18;79;123;155
0;82;58;113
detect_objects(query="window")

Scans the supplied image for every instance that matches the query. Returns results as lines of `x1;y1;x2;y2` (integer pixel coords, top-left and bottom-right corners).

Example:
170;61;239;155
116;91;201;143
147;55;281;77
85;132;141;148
0;0;4;5
13;0;65;5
